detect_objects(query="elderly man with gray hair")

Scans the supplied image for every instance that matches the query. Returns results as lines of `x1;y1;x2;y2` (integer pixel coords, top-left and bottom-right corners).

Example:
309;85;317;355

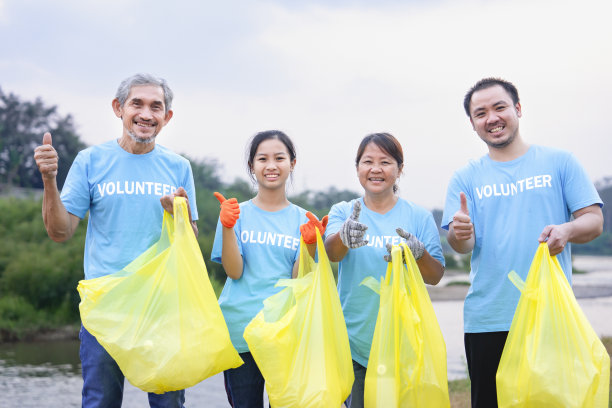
34;73;198;407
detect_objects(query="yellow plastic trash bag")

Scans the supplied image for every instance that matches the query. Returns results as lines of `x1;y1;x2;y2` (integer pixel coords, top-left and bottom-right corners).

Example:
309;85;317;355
243;229;354;407
77;197;243;393
496;243;610;407
361;243;450;408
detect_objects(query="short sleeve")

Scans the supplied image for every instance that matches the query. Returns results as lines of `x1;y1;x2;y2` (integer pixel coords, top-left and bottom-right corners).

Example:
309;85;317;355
182;162;199;221
60;151;91;219
325;201;352;237
561;153;603;213
441;171;472;231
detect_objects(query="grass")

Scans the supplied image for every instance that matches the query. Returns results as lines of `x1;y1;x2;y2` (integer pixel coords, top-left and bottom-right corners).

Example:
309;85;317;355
448;377;471;408
447;336;612;407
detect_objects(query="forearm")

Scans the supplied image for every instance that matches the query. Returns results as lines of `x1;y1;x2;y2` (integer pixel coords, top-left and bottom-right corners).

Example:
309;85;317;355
566;209;603;244
190;221;199;237
416;251;445;285
42;178;77;242
221;227;243;280
324;232;349;262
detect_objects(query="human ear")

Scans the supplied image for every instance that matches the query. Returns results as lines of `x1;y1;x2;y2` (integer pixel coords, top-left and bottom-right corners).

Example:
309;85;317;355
112;99;123;118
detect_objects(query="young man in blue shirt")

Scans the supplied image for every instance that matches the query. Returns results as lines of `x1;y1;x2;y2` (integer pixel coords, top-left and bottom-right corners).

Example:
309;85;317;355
442;77;603;408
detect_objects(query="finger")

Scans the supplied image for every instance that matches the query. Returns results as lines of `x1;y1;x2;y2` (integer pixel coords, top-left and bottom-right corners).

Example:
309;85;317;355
305;211;319;223
460;192;469;215
214;192;227;204
538;225;552;243
350;201;361;221
173;187;187;197
350;222;368;232
160;196;174;214
395;227;409;239
386;242;392;253
352;240;368;248
43;132;52;146
321;215;329;229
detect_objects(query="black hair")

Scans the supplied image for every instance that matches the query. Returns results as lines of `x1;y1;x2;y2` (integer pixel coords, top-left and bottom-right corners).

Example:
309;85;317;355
463;77;520;117
355;132;404;193
246;130;296;183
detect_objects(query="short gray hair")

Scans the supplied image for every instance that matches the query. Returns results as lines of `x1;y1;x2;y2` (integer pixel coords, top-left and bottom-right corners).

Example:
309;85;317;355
115;73;174;113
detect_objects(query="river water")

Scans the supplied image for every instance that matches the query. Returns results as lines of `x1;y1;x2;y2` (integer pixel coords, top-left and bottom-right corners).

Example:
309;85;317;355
2;255;611;408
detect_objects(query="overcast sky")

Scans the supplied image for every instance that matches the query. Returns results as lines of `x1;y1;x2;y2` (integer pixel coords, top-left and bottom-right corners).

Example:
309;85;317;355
2;0;611;209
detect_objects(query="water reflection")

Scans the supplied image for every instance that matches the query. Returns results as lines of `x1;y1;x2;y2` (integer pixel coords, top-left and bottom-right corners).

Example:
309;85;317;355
1;340;82;407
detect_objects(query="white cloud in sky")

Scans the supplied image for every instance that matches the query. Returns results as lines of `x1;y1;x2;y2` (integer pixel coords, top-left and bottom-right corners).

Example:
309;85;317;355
1;0;611;209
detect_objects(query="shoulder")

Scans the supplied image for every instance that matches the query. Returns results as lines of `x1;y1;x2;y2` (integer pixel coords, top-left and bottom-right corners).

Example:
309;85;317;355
289;202;309;216
396;198;432;217
530;145;580;172
73;140;115;162
154;144;191;166
329;199;358;217
531;144;572;160
395;199;436;226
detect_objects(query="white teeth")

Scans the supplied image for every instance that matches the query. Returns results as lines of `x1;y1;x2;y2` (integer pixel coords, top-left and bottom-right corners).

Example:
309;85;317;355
489;126;503;133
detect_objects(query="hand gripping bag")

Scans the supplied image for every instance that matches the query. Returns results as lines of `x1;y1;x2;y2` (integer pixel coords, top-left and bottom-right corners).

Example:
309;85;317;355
361;243;450;408
243;229;354;407
496;243;610;407
77;197;243;393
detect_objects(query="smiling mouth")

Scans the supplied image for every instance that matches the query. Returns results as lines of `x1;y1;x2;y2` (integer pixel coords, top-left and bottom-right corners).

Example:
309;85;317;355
265;174;279;180
369;177;384;182
488;126;504;133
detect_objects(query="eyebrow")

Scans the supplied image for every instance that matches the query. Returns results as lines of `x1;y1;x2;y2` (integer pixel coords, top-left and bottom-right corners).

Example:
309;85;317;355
255;151;288;156
472;100;508;114
129;97;164;107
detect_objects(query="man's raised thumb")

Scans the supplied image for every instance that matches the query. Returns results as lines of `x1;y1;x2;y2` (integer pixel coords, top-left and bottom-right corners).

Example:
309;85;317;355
43;132;53;146
460;192;469;215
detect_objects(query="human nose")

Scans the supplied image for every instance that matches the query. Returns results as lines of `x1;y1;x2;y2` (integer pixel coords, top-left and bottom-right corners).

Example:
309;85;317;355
369;163;382;172
485;111;500;124
139;106;154;120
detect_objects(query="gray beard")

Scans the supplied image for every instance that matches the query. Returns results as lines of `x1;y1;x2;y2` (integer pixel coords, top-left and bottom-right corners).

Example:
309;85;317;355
127;130;156;145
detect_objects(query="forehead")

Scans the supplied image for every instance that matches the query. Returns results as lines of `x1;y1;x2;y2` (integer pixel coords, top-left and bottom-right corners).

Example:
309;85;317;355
471;85;513;110
255;138;289;155
126;85;165;104
361;142;392;158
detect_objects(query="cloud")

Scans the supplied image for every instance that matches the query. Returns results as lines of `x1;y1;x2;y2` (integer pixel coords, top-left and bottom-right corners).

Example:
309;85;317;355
1;0;611;209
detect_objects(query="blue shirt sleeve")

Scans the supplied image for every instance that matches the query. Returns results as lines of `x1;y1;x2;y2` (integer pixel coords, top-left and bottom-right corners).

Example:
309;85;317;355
60;151;92;219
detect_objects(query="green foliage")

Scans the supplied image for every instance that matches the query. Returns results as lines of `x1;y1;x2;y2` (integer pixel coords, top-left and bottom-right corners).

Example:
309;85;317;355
572;232;612;255
0;197;86;333
0;88;85;190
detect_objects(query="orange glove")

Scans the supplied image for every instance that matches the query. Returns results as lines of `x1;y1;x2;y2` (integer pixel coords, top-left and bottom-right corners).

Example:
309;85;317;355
300;211;329;244
214;192;240;228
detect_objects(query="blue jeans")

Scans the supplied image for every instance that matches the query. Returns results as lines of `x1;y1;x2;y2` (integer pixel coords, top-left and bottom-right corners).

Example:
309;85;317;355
80;326;185;408
223;352;267;408
345;360;366;408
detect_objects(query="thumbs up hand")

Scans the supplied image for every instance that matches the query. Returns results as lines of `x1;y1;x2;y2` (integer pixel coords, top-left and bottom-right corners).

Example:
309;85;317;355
451;192;473;241
214;192;240;229
339;200;369;249
300;211;329;244
34;132;59;180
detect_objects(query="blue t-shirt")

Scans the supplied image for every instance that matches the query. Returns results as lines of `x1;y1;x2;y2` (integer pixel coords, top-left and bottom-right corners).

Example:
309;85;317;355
441;145;602;333
211;200;308;352
61;140;198;279
326;197;445;367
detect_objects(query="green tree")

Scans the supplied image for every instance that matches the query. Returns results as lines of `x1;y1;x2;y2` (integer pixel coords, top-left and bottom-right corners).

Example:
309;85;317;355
0;88;85;191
